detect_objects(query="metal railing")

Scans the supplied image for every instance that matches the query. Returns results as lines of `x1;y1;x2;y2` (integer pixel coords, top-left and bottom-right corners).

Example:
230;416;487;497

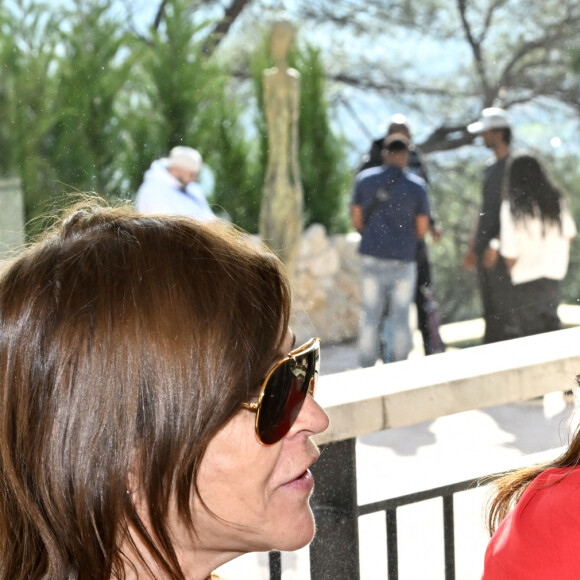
267;469;493;580
357;476;491;580
269;552;281;580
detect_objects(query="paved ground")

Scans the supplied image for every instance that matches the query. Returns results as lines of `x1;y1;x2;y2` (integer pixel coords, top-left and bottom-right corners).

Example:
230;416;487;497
215;337;579;579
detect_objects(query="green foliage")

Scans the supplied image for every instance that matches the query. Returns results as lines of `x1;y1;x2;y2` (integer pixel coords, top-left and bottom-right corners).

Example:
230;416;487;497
426;153;484;323
0;0;265;235
48;0;132;195
541;153;580;308
250;33;351;234
146;6;219;148
0;0;350;239
206;88;263;232
0;1;62;226
295;45;351;234
2;0;580;329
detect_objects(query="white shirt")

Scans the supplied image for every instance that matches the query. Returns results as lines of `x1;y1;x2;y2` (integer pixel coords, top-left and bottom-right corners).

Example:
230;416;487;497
135;160;215;221
500;200;576;284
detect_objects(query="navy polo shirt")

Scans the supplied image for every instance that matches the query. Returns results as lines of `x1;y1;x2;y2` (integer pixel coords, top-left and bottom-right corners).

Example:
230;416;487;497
352;165;429;262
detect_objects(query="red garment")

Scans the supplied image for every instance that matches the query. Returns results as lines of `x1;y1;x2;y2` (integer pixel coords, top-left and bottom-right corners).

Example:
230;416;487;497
482;466;580;579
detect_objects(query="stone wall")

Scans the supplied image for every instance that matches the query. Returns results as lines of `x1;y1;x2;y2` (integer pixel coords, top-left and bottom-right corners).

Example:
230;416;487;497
0;178;25;259
292;224;362;345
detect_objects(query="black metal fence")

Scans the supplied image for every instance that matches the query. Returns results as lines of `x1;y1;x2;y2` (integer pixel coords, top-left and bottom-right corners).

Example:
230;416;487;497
357;477;491;579
267;439;495;580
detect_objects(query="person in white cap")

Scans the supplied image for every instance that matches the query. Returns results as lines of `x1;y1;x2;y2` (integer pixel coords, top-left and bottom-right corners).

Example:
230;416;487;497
463;107;517;343
135;146;215;220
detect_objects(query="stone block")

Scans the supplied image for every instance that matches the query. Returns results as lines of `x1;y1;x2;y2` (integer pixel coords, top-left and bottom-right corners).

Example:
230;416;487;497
313;326;580;444
0;178;25;258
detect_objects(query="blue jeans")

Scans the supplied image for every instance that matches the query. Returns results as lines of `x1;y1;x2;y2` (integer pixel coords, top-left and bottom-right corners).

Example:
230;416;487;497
359;255;417;367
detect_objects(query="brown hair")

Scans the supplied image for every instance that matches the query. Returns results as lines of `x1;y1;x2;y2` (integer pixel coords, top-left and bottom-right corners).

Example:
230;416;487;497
0;202;291;579
486;395;580;535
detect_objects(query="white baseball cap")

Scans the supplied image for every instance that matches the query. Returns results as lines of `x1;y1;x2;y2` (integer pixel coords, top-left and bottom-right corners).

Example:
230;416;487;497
467;107;510;134
163;146;202;173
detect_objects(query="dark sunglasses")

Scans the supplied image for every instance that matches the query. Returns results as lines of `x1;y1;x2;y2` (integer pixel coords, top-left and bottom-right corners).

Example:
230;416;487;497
241;337;321;446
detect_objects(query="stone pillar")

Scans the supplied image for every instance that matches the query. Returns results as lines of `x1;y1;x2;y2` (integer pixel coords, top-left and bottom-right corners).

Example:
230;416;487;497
259;18;303;279
309;439;360;579
0;178;25;259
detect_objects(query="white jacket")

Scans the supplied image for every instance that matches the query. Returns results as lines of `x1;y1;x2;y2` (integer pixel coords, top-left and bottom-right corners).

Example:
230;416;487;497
500;200;576;284
135;160;215;221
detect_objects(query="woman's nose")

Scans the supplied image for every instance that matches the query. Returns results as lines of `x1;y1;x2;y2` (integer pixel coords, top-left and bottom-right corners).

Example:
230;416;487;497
291;394;329;438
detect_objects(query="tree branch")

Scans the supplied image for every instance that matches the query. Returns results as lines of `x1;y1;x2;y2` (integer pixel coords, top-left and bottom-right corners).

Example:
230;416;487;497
418;124;476;154
457;0;492;103
201;0;253;56
481;0;509;45
329;72;454;96
153;0;169;31
498;14;580;90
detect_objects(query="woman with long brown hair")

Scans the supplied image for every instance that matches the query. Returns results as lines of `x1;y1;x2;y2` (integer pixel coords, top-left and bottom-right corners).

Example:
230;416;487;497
0;202;328;579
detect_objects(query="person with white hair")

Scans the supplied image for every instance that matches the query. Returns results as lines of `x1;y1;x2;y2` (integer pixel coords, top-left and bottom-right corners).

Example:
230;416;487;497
135;146;215;220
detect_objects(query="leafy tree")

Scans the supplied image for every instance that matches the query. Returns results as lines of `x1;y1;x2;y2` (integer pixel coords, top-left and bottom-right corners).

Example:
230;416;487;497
4;0;580;327
288;0;580;153
48;0;132;196
206;88;263;232
426;153;485;322
187;0;580;153
0;0;266;233
0;0;62;224
0;0;136;232
296;45;351;233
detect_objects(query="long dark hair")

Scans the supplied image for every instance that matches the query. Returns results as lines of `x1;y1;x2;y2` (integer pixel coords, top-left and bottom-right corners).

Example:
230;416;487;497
0;202;291;579
506;153;564;230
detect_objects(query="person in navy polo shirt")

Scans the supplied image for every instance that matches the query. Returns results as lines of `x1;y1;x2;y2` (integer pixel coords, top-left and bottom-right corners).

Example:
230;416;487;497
351;133;430;367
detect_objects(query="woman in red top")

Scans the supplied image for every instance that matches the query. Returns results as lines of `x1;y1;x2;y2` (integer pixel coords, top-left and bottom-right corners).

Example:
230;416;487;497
483;401;580;579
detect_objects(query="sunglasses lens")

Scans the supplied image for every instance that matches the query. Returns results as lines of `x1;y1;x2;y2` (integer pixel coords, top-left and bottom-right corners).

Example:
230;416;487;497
257;344;319;445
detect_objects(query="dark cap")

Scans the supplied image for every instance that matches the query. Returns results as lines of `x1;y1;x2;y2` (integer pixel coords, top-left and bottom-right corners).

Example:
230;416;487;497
383;132;410;151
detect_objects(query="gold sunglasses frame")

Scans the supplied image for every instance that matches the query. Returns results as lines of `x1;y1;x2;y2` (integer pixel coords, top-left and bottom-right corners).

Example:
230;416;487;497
241;337;321;445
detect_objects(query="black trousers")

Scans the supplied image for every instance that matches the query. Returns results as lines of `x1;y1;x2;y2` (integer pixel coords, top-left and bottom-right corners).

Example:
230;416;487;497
477;255;519;344
415;240;444;355
510;278;561;338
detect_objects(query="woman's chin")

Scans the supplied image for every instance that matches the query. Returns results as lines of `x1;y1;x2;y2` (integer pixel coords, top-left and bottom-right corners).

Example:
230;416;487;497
269;514;316;552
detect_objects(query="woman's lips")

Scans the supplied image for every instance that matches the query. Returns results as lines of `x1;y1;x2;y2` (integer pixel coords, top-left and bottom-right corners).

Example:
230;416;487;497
282;469;315;492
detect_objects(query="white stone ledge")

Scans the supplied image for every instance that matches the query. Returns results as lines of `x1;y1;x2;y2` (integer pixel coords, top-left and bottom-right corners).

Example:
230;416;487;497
314;326;580;445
